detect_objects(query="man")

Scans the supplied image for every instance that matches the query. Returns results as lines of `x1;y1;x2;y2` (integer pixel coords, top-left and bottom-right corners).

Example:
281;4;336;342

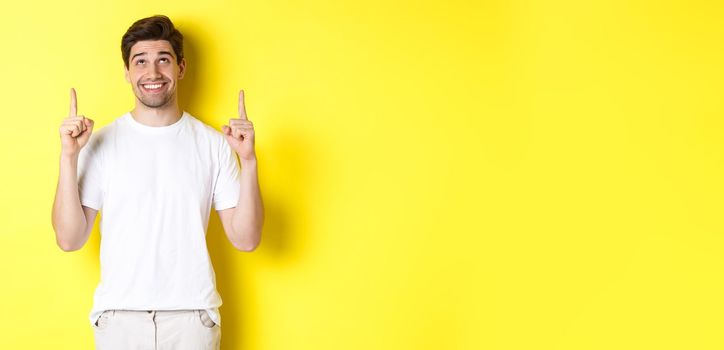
51;15;264;349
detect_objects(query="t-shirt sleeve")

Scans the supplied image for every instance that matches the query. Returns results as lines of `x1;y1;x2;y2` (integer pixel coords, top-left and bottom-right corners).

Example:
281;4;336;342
77;133;104;211
213;138;241;210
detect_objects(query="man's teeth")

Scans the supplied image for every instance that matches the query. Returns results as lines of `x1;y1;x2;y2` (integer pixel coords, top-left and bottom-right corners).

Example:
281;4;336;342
143;83;163;89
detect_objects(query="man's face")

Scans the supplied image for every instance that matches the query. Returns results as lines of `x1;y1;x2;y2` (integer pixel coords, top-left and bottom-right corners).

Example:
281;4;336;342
124;40;185;109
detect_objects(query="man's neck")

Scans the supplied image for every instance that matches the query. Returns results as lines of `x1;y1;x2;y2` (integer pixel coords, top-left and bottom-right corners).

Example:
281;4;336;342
130;101;183;127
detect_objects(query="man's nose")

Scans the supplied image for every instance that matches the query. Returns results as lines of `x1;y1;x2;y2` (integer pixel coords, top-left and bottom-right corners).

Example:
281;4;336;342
148;64;162;78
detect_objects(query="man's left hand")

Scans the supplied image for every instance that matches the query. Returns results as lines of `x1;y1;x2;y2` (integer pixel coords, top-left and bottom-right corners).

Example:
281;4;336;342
222;89;256;162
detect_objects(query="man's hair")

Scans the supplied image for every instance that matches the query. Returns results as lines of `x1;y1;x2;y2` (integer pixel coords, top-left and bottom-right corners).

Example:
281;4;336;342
121;15;184;69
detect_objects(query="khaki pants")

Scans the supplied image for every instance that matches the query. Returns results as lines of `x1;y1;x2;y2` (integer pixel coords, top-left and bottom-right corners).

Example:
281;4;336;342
92;309;221;350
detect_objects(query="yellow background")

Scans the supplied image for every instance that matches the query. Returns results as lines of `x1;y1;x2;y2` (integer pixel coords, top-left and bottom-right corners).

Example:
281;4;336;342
1;0;723;349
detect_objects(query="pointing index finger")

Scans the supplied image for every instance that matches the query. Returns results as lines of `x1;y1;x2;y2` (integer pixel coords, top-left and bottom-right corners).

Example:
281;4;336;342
238;89;248;120
69;88;77;117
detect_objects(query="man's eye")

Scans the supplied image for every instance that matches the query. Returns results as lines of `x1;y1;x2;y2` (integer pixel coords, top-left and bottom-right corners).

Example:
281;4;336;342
136;59;145;65
160;58;169;63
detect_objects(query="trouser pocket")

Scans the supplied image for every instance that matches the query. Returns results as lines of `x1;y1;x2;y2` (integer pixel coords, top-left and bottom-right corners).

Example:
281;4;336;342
198;310;217;328
93;310;113;330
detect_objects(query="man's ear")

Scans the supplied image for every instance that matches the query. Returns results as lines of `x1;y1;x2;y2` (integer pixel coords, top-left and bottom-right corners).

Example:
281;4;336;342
178;58;186;80
124;65;130;83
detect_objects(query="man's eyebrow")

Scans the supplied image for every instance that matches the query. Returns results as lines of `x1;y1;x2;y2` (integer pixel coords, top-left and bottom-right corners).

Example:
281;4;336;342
130;51;175;61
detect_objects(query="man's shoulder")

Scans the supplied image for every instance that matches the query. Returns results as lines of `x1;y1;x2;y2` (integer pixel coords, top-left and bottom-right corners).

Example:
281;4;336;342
85;113;126;145
184;112;225;141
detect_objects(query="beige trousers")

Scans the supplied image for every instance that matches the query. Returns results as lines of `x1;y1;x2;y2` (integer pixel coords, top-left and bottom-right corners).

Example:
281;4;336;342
92;309;221;350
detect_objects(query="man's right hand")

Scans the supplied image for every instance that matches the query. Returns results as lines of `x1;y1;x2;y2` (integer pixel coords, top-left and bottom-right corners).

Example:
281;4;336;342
60;88;94;157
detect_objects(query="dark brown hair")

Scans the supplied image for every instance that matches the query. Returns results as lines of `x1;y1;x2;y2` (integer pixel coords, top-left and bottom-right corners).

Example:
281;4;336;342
121;15;184;69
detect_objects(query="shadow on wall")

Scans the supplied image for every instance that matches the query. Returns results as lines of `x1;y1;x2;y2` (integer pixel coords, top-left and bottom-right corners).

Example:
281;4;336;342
206;126;319;350
177;23;200;117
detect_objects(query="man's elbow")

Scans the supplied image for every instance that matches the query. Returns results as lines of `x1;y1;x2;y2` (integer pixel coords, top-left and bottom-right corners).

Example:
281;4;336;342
56;238;83;252
234;244;258;252
53;226;87;252
232;238;260;252
231;231;262;252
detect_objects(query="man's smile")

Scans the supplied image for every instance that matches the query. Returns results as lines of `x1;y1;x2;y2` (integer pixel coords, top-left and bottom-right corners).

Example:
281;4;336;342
140;81;167;93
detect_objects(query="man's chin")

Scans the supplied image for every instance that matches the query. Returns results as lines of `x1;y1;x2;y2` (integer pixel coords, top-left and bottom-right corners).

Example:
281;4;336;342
138;96;172;109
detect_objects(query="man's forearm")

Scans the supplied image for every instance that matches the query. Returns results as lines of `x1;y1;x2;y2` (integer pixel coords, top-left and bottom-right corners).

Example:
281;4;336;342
230;158;264;251
51;154;88;251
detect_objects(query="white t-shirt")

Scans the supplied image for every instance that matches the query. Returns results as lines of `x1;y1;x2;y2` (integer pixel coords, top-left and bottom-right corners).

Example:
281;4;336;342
77;111;240;327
